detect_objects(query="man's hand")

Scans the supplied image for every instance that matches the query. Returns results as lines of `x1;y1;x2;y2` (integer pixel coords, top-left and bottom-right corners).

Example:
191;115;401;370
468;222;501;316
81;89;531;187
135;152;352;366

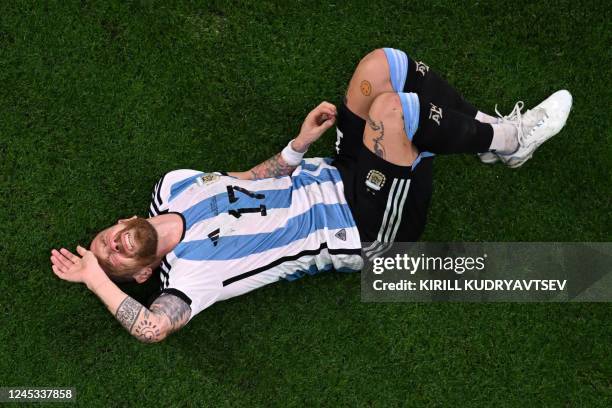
51;246;108;291
227;101;337;180
293;101;337;152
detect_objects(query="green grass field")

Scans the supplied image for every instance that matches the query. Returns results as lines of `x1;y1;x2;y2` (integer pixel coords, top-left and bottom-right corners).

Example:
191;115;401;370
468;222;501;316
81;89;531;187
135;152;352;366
1;0;610;406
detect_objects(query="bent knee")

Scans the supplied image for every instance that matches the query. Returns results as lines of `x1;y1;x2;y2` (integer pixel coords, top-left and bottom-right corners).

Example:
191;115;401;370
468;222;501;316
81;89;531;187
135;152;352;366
368;92;402;119
359;48;387;66
355;49;389;79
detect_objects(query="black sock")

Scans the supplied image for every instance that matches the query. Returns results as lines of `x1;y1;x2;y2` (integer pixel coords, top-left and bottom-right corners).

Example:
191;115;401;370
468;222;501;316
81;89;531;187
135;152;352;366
404;57;478;117
412;103;493;154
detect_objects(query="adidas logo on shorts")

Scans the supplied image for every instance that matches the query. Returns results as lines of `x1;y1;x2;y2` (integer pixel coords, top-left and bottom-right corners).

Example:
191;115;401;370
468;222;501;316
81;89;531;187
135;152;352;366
335;229;347;241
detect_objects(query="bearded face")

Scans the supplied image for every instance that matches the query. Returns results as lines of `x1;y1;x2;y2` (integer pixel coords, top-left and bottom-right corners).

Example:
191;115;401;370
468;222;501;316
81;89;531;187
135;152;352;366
90;217;158;282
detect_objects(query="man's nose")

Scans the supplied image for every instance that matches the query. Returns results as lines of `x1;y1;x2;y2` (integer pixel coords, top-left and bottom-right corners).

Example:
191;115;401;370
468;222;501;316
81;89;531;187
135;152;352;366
111;235;121;252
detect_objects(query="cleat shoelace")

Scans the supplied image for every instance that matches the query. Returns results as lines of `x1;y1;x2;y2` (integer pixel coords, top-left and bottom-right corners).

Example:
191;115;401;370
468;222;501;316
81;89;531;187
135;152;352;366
495;101;524;123
495;102;549;149
495;101;526;147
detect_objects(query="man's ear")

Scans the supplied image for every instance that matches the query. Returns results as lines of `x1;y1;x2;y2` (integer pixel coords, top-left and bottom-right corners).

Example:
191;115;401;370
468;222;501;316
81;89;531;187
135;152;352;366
133;266;153;284
118;215;138;224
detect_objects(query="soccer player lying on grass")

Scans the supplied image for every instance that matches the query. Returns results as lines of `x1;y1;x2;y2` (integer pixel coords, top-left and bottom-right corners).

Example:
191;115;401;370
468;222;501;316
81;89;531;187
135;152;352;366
51;48;572;342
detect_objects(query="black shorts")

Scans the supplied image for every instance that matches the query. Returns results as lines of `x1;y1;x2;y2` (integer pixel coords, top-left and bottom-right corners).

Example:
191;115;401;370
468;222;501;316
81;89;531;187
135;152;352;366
332;101;434;259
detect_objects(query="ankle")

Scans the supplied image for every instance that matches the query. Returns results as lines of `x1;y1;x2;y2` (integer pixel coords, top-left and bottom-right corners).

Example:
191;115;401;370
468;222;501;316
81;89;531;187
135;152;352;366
476;111;499;124
490;123;519;154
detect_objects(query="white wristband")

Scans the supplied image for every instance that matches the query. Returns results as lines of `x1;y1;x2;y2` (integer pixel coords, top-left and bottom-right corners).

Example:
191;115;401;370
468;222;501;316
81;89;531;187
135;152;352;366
281;139;306;166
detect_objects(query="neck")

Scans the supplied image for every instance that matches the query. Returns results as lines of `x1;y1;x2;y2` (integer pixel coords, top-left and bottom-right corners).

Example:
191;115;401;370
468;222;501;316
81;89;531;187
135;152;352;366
147;213;184;264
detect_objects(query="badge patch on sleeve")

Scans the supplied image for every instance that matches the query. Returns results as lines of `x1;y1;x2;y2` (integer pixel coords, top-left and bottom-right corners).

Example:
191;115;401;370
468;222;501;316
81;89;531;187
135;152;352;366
196;173;220;187
365;170;386;193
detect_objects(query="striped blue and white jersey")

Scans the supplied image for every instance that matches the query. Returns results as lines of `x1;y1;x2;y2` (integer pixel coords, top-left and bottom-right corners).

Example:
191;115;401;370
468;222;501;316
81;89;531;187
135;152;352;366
148;158;364;319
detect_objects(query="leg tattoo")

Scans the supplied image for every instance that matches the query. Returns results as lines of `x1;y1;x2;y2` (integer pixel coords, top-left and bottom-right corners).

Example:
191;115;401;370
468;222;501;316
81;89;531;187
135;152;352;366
360;80;372;96
367;116;385;158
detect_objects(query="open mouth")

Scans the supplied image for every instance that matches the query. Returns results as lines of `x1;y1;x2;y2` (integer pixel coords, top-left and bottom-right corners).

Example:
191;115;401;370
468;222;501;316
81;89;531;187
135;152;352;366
120;230;135;253
108;229;135;255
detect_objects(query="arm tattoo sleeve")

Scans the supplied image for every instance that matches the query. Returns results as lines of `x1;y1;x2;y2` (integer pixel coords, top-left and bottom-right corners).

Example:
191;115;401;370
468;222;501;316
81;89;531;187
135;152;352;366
149;293;192;334
249;153;296;179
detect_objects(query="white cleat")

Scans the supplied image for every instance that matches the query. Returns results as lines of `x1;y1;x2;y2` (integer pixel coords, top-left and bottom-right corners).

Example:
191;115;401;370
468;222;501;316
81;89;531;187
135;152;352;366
478;151;499;164
497;90;573;168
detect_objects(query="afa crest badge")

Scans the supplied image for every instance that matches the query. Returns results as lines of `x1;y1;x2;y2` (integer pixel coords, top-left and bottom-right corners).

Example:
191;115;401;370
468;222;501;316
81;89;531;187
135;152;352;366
365;170;386;193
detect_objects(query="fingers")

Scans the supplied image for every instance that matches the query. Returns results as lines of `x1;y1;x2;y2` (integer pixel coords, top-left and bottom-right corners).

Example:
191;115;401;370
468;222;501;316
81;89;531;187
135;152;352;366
59;248;78;263
316;101;337;118
318;101;336;113
51;259;68;275
52;264;63;277
51;249;73;270
317;116;336;130
50;247;85;278
76;245;88;256
51;264;72;282
308;102;337;129
308;101;336;121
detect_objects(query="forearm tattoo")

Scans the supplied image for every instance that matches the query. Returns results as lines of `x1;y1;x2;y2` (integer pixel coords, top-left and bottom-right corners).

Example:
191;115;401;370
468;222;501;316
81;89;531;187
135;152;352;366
114;294;191;343
250;153;296;179
367;116;386;158
133;309;161;343
115;297;143;332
